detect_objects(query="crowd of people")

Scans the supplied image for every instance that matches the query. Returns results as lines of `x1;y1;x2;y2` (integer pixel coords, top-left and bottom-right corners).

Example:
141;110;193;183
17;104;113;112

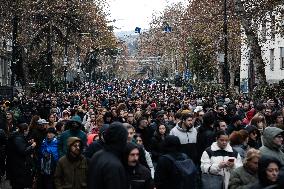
0;79;284;189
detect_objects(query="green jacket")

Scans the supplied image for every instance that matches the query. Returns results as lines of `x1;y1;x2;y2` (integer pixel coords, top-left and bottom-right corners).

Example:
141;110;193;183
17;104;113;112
54;137;88;189
259;127;284;165
228;166;258;189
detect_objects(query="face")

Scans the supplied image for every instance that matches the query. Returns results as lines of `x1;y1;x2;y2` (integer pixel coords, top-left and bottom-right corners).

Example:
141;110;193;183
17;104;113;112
217;135;229;149
127;113;134;122
128;148;139;166
265;109;272;116
49;115;56;122
198;111;205;120
273;134;283;147
90;115;96;122
136;136;143;145
158;125;166;135
47;132;55;140
140;119;148;128
6;113;12;120
217;107;225;115
183;117;193;128
127;128;135;142
219;121;227;131
266;162;279;183
70;141;81;156
276;115;283;124
249;131;258;141
246;157;259;173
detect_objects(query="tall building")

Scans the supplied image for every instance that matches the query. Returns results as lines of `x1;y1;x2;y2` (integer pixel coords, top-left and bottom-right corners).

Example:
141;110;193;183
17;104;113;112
240;10;284;93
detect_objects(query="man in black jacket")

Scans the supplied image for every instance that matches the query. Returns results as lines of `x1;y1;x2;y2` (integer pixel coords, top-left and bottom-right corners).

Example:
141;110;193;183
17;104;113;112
88;122;128;189
0;129;6;180
124;143;154;189
6;123;36;189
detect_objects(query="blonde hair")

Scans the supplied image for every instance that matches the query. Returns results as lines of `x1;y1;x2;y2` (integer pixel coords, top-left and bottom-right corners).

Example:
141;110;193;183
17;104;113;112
243;148;260;166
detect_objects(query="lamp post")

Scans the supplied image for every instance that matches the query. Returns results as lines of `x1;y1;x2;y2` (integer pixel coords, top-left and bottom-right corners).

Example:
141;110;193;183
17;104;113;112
223;0;229;91
63;56;67;92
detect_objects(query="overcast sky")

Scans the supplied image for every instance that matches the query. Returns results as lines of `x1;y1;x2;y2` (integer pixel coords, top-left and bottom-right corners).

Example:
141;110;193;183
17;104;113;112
108;0;185;32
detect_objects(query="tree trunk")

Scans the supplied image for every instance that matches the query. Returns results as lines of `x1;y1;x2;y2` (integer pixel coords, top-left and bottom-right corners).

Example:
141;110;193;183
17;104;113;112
234;0;267;85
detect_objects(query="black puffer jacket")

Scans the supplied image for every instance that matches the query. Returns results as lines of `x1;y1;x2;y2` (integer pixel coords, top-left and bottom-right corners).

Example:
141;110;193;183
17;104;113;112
6;131;35;188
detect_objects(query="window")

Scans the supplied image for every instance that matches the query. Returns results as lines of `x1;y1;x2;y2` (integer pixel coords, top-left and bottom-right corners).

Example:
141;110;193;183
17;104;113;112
270;49;274;71
280;47;284;69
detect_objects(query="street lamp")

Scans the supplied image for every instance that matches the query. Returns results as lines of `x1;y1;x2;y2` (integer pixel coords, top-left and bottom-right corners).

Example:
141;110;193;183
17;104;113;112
63;56;68;92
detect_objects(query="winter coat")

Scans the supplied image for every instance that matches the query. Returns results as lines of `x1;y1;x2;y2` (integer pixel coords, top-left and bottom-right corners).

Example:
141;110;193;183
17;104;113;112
126;164;154;189
200;142;243;189
170;124;198;163
151;135;165;162
54;137;88;189
135;126;154;152
0;129;7;176
87;123;128;189
228;166;258;189
197;125;216;161
154;152;196;189
88;150;127;189
84;139;104;159
259;127;284;165
6;132;35;188
144;148;155;178
40;137;59;175
58;129;87;157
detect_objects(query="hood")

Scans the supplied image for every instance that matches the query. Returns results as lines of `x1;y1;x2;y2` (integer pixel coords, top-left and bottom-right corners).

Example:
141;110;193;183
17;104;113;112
67;137;82;149
123;142;139;166
262;127;283;149
258;155;281;186
103;122;128;156
162;135;181;153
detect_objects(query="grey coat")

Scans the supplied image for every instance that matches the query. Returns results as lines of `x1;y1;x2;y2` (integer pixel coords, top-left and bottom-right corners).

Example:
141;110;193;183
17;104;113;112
229;166;258;189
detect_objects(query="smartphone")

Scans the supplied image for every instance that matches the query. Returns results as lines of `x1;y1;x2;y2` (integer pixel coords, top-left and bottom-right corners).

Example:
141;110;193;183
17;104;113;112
228;158;235;162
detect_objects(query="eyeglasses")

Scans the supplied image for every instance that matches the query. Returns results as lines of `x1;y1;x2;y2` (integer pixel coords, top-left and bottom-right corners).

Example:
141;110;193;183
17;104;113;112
218;109;225;111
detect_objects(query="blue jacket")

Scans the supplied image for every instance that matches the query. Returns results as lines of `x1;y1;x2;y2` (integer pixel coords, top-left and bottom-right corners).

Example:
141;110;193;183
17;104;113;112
40;137;59;162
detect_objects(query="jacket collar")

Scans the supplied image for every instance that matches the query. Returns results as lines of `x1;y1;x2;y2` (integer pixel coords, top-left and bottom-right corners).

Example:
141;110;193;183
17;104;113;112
211;142;233;152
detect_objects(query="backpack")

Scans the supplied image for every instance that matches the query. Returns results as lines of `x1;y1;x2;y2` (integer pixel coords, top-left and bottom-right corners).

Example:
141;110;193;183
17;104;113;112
163;153;197;189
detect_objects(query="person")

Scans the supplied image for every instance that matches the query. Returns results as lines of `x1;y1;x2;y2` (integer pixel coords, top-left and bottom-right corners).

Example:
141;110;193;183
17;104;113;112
84;113;96;133
228;149;260;189
200;130;243;189
58;120;87;157
170;113;198;164
0;129;6;181
229;130;249;159
39;127;59;189
88;122;128;189
216;120;227;132
226;115;244;135
6;123;36;189
197;112;216;162
151;123;169;163
84;124;109;159
245;125;261;149
54;137;88;189
250;156;282;189
124;143;154;189
154;135;197;189
259;127;284;165
135;117;154;152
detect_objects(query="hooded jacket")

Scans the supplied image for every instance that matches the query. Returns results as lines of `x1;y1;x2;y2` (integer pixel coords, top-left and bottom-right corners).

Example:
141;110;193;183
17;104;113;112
259;127;284;165
88;122;128;189
54;137;88;189
124;143;154;189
